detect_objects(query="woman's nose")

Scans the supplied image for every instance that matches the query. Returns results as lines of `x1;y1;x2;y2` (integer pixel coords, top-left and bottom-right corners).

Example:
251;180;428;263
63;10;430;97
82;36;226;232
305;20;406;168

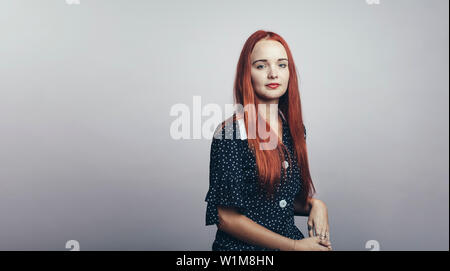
268;68;278;79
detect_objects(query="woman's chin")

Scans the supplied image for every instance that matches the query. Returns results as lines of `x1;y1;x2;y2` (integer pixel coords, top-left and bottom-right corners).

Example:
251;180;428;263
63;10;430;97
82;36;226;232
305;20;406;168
256;92;285;102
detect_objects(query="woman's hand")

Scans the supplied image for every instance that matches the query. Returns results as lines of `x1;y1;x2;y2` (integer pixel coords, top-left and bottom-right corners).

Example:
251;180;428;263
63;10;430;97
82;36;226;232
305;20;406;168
307;199;331;244
293;237;332;251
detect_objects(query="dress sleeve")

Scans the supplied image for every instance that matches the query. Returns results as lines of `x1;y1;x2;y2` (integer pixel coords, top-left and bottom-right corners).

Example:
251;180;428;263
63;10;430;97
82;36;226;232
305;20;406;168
204;124;247;226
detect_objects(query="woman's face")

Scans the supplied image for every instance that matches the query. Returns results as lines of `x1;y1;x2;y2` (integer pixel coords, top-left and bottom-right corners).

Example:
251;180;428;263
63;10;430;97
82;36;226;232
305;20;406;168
250;39;289;103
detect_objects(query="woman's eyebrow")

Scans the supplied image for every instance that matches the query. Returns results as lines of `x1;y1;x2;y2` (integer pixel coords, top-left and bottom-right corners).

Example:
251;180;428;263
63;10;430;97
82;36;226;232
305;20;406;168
252;58;289;65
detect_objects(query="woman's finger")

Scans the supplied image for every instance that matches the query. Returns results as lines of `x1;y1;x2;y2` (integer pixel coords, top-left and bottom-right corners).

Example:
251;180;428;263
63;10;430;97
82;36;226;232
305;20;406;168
325;227;330;241
313;224;318;237
319;238;331;247
308;222;314;237
315;235;331;249
316;225;325;240
315;242;329;251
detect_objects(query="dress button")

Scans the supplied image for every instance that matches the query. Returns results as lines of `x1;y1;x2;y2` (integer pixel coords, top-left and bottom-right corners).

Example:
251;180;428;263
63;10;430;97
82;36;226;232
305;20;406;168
279;199;287;208
283;161;289;169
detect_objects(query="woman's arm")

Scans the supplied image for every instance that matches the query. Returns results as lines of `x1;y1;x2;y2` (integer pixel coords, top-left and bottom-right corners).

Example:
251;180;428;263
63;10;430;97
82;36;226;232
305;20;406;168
294;196;330;240
217;206;295;251
217;206;332;251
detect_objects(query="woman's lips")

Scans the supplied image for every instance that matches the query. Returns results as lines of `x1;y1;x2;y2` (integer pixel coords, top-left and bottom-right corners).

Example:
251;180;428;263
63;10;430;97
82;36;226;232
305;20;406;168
266;83;280;89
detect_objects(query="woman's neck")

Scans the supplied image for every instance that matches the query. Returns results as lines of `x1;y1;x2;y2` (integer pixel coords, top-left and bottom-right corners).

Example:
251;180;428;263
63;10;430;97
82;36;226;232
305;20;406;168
256;98;280;125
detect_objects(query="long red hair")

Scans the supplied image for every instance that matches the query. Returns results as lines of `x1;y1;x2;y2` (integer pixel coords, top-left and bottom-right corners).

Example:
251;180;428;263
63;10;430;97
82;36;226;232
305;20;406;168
222;30;315;207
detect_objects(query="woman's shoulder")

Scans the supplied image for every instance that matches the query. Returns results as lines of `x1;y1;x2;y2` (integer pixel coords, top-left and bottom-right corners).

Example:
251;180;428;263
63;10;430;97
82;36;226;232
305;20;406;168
212;114;247;141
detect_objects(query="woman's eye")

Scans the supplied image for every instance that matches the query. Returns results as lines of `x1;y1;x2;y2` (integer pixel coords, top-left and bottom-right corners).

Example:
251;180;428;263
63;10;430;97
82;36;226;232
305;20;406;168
256;65;265;69
279;63;287;68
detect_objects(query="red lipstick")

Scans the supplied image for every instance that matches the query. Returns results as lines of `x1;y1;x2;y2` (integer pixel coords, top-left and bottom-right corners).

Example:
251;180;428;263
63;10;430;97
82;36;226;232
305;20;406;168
266;83;280;89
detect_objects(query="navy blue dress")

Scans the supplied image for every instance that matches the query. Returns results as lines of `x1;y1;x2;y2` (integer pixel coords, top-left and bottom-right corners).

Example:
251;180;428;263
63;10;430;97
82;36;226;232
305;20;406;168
205;110;307;251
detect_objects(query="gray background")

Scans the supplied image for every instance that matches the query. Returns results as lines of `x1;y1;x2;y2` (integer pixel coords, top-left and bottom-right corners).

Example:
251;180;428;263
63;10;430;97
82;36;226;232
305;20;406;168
0;0;448;250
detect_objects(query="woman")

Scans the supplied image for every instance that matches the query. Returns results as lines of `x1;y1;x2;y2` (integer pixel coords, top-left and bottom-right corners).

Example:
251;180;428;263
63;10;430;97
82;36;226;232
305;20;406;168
205;30;332;251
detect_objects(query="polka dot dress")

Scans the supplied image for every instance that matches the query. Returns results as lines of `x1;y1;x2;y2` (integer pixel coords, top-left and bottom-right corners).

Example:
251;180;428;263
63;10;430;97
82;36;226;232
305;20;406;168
205;109;307;251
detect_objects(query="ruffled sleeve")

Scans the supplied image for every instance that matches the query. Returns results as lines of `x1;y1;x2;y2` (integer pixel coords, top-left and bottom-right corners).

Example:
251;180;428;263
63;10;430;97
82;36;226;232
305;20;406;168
205;121;247;226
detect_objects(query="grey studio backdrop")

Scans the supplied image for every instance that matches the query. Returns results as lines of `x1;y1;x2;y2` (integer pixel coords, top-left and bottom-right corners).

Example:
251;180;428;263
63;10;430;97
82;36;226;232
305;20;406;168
0;0;448;251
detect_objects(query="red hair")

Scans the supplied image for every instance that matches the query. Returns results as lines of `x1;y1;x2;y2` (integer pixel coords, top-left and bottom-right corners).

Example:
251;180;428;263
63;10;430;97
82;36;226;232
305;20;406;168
222;30;315;207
